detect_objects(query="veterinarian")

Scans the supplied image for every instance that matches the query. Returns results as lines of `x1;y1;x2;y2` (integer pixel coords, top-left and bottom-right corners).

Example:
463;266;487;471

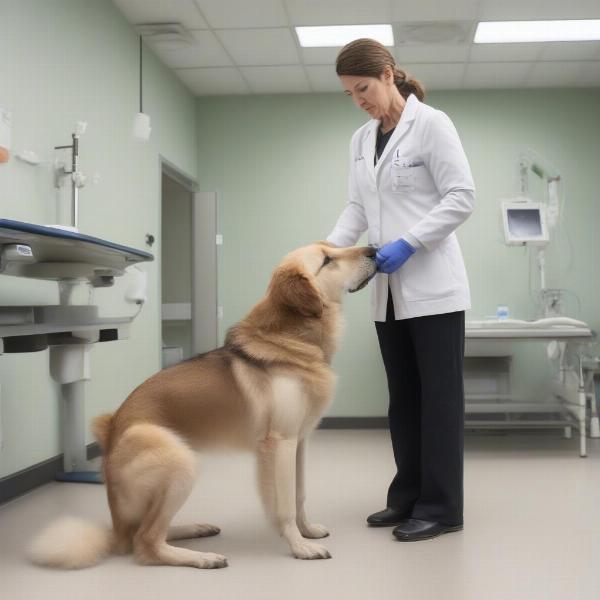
327;38;474;542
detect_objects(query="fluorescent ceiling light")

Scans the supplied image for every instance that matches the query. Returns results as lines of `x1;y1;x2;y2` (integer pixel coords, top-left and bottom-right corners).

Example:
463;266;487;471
474;20;600;43
295;24;394;48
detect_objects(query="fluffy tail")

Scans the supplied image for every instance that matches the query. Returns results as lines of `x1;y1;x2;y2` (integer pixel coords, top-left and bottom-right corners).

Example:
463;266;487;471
91;412;114;452
28;517;114;569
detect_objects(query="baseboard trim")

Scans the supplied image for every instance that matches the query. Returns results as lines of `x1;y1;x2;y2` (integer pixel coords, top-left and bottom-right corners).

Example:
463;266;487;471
0;443;101;505
319;417;389;429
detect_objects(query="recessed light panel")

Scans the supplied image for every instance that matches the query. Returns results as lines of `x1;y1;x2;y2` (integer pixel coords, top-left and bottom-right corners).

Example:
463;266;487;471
295;24;394;48
474;20;600;44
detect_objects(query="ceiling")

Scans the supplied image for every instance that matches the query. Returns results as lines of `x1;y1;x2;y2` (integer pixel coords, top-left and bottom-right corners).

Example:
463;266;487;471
112;0;600;96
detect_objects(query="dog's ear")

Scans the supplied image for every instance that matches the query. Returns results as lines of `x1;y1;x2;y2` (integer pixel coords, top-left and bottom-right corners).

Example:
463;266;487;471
270;264;323;318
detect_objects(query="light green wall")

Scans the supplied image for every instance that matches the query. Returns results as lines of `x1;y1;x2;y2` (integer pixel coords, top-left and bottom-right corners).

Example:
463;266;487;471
0;0;197;477
1;0;599;479
197;89;600;416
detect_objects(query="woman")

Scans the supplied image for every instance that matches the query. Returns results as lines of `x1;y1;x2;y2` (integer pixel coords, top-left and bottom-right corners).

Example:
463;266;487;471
327;39;475;541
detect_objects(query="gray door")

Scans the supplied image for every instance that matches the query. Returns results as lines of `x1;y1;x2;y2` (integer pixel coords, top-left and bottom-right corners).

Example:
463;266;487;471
191;191;218;354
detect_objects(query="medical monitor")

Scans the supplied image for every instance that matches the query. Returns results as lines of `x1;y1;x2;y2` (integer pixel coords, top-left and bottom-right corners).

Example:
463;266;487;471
501;202;549;246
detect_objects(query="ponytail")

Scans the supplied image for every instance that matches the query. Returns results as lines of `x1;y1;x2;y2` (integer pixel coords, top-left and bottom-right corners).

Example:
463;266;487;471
392;67;426;101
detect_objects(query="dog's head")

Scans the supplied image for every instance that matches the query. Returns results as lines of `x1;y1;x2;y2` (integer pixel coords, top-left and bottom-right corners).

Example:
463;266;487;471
268;243;377;318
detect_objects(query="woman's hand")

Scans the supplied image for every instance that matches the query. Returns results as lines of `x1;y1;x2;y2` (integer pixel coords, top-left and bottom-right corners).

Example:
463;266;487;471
375;238;416;274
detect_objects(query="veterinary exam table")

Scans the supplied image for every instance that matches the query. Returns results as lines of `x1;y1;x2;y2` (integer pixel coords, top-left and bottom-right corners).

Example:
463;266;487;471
0;219;153;482
465;319;596;457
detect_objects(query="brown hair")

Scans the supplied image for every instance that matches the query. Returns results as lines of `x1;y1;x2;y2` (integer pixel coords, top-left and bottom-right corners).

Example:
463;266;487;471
335;38;425;101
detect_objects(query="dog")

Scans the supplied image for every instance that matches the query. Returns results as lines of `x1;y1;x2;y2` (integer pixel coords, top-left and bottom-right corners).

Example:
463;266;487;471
29;242;377;569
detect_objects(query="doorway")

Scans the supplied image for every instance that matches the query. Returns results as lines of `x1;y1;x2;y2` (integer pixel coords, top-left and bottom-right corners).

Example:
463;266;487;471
160;162;218;367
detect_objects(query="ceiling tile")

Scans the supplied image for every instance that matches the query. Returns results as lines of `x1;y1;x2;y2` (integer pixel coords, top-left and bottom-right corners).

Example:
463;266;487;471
216;28;300;65
285;0;392;25
305;65;344;92
151;30;232;68
391;0;480;22
112;0;208;29
403;63;466;91
394;45;470;64
538;41;600;62
241;65;311;93
176;67;249;94
479;0;600;21
470;43;545;63
300;47;340;66
114;0;600;95
193;0;288;28
464;62;533;89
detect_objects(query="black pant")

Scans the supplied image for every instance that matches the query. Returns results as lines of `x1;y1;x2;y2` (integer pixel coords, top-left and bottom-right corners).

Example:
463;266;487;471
375;292;465;526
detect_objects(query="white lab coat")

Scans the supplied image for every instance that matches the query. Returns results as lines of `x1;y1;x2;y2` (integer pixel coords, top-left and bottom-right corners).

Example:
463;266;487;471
327;94;475;321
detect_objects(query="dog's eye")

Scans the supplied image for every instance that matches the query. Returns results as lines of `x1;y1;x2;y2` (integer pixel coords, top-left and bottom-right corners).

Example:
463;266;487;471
322;255;332;267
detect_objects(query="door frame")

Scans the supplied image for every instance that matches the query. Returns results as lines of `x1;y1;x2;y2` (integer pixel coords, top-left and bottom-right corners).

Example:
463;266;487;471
160;157;218;356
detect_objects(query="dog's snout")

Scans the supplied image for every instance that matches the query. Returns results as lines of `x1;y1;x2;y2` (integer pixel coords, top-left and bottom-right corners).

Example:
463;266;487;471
365;246;377;259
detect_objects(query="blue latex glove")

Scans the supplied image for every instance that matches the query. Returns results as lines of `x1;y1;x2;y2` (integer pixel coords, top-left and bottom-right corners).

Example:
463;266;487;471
376;238;416;274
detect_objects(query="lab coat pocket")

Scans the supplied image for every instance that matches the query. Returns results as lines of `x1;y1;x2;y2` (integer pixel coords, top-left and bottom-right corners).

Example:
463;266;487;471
390;164;413;193
401;248;458;301
390;164;426;194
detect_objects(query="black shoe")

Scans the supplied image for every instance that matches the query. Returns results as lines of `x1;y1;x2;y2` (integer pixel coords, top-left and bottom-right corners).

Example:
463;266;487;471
366;507;409;527
392;519;463;541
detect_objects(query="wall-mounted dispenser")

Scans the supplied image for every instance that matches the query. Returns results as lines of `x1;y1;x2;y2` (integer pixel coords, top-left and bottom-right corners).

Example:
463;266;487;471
0;107;11;163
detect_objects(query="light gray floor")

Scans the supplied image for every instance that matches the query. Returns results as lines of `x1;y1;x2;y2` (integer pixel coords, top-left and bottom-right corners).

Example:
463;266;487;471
1;430;599;600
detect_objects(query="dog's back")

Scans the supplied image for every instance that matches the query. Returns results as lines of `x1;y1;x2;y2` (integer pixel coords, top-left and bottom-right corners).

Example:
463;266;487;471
108;349;260;452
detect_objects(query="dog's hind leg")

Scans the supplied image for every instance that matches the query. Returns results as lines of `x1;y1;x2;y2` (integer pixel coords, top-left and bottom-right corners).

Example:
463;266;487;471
167;524;221;541
105;483;137;555
111;519;137;555
257;435;330;560
114;424;227;569
134;485;226;569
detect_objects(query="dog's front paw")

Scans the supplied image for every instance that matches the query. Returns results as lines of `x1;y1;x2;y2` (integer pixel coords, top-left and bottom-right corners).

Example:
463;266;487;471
291;541;331;560
193;552;228;569
298;523;329;539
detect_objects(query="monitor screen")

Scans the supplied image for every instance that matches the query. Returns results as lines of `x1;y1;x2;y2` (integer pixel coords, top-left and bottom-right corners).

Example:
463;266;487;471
506;208;543;238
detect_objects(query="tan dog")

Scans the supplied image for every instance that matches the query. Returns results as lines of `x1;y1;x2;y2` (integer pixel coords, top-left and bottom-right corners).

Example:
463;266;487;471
29;243;376;569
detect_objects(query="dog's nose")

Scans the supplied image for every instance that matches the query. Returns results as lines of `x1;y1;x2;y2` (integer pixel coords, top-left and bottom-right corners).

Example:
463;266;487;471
365;246;377;258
